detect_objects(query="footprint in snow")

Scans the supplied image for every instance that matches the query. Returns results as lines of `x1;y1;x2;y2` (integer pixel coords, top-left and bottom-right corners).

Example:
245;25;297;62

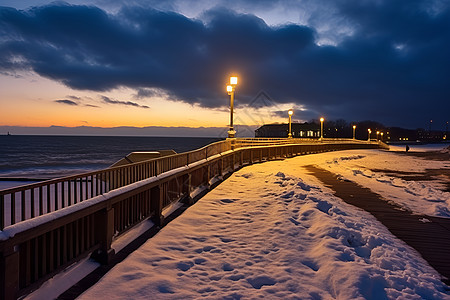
158;284;175;294
281;191;295;199
301;260;319;271
316;200;333;214
177;261;194;271
289;217;300;226
222;263;234;271
220;237;235;243
297;181;311;191
220;198;237;204
296;193;307;200
275;172;286;178
227;274;245;281
247;275;277;289
194;258;207;265
237;173;253;178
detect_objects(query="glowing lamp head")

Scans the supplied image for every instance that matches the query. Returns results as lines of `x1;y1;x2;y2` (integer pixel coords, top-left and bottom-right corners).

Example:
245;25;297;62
226;85;233;93
288;109;293;116
376;131;379;134
230;76;238;85
353;125;356;129
368;129;372;133
320;117;324;122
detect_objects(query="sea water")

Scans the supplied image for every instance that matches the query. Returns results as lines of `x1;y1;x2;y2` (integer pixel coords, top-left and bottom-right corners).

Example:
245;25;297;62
0;135;221;189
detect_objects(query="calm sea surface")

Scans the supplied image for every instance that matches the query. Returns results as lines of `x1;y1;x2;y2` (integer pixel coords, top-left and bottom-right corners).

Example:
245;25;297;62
0;135;221;182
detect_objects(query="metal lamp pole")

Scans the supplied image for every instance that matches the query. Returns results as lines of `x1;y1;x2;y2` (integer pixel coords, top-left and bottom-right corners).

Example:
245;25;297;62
227;76;238;138
320;117;324;140
288;109;293;138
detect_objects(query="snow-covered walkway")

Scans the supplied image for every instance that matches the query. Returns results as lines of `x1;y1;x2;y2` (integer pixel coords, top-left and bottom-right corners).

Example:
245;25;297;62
77;148;450;299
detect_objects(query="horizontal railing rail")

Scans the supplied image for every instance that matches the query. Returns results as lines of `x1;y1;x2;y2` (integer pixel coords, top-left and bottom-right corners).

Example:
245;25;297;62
0;138;386;300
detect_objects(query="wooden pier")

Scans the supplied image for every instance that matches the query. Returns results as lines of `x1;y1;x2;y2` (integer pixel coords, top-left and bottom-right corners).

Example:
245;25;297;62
0;138;385;300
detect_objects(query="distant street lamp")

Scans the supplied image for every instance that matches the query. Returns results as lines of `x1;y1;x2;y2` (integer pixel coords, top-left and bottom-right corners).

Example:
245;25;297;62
368;129;372;141
320;117;324;140
376;131;380;141
227;76;238;138
380;132;384;141
288;109;293;138
352;125;356;139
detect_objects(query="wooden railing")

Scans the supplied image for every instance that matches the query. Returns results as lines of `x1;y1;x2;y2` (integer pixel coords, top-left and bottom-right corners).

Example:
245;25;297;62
0;140;233;230
0;139;387;299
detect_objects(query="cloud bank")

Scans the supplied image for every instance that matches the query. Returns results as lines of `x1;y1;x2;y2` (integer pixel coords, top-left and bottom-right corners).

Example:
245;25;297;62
0;1;449;128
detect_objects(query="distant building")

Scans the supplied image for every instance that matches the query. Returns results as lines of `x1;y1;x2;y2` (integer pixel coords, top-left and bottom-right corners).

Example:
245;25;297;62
255;123;320;138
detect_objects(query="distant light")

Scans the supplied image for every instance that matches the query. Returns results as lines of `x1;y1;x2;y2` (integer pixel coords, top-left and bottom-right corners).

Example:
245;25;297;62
320;117;324;122
353;125;356;129
230;76;238;85
288;109;293;116
226;85;233;93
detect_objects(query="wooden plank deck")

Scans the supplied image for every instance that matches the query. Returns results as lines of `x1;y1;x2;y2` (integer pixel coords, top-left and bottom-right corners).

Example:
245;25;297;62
305;165;450;285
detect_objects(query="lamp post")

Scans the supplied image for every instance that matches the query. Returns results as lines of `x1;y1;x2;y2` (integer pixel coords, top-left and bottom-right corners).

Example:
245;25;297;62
320;117;324;140
352;125;356;139
368;129;372;141
376;131;380;141
227;76;238;138
380;132;384;142
288;109;293;138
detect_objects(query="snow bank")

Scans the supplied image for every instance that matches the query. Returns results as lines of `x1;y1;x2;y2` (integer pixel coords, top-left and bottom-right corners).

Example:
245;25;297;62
319;149;450;217
79;153;449;299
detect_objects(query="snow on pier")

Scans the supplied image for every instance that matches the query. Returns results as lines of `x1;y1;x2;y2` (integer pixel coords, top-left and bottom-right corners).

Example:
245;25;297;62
75;148;450;299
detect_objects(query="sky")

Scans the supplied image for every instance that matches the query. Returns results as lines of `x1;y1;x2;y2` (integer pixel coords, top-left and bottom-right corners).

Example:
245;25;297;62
1;0;449;135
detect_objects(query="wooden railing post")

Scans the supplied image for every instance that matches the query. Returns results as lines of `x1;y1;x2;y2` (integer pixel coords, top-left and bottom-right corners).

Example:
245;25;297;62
150;185;164;227
219;157;223;176
1;246;20;300
182;174;193;205
91;206;115;265
206;164;211;186
156;160;161;176
239;151;243;167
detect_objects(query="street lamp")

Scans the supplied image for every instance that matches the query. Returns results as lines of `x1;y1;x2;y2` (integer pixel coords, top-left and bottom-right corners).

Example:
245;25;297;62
320;117;324;140
368;129;372;141
376;131;380;141
288;109;293;138
380;132;384;141
352;125;356;139
227;76;238;138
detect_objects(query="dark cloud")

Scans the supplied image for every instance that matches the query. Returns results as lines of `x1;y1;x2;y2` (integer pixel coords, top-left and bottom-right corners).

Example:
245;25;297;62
56;96;99;107
55;99;78;105
1;1;449;128
134;88;168;99
84;104;100;108
101;95;149;108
